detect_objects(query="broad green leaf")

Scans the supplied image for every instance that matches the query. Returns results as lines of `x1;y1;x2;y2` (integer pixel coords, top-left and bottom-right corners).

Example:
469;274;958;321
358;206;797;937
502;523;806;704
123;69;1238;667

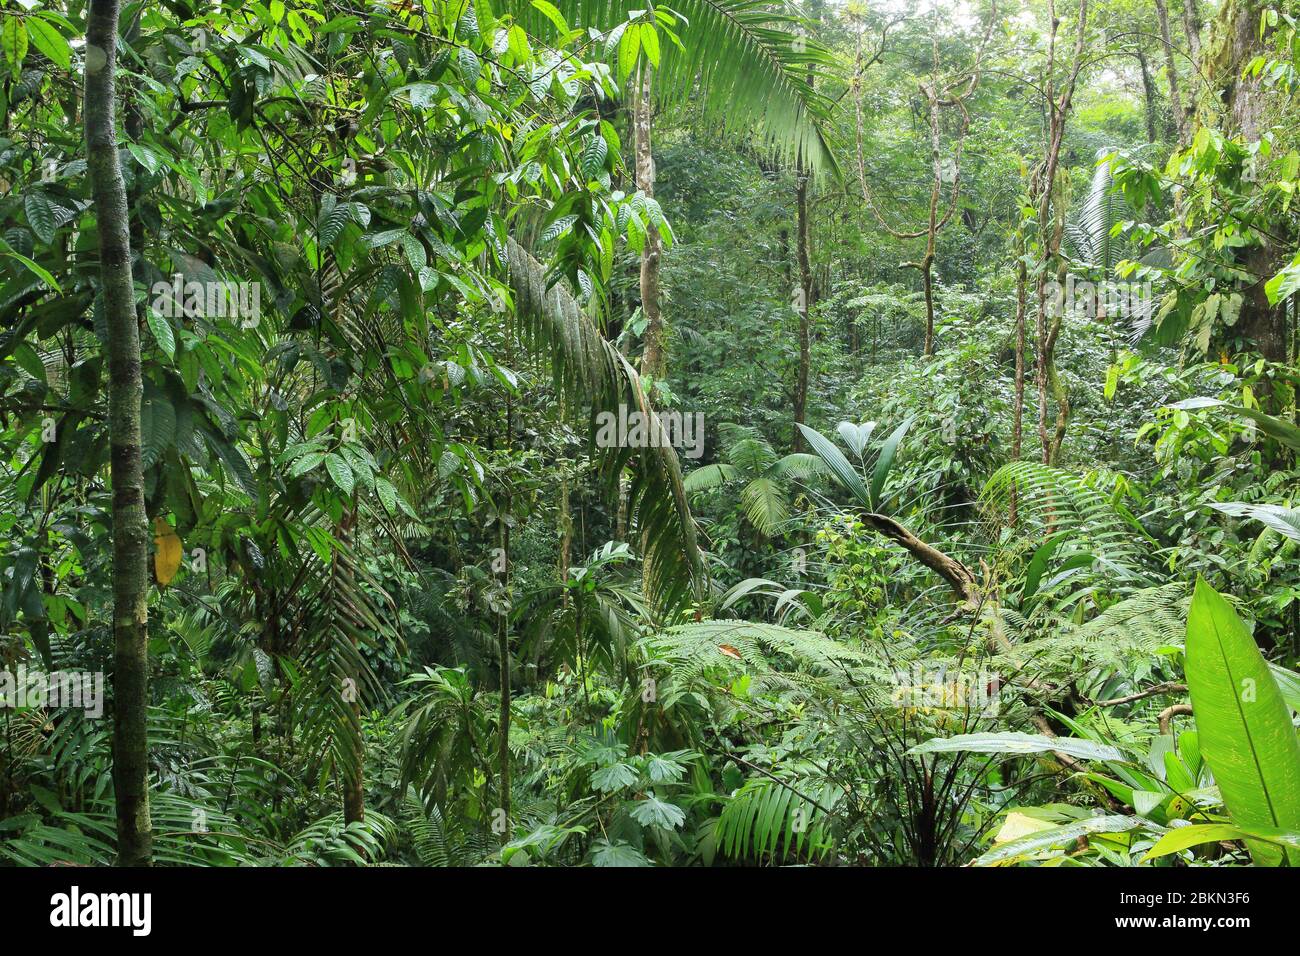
12;341;44;381
24;191;57;244
1265;253;1300;305
796;423;871;508
2;18;27;80
1143;822;1300;860
628;794;685;829
1185;577;1300;865
639;23;660;66
456;45;481;84
1;248;61;291
1143;823;1247;860
1208;501;1300;542
618;22;640;81
27;16;68;70
507;23;530;61
147;309;176;360
530;0;569;34
325;453;355;496
869;418;911;510
1171;397;1300;452
907;732;1126;762
581;135;608;178
973;814;1144;865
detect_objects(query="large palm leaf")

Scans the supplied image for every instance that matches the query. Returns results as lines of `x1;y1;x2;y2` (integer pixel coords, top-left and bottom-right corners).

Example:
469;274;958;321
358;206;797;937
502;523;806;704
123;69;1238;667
1063;149;1135;272
508;0;839;174
506;239;705;612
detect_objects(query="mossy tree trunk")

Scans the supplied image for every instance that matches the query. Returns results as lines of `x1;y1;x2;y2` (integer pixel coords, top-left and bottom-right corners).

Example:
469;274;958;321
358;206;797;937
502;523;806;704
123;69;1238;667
86;0;152;867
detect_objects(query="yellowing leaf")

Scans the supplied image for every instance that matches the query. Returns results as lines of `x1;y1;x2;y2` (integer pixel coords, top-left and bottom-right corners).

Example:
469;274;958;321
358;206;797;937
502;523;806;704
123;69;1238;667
994;811;1053;844
153;517;182;586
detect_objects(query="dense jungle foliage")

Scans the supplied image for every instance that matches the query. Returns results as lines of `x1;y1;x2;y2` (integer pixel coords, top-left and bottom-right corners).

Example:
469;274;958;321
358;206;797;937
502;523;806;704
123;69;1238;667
2;0;1300;868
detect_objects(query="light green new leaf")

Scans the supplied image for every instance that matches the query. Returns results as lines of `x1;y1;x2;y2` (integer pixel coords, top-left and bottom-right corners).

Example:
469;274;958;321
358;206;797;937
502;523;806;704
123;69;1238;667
639;23;660;66
1185;577;1300;865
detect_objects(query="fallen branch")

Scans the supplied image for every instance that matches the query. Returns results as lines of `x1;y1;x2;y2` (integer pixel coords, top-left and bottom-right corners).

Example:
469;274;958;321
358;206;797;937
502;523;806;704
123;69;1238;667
862;511;979;608
1093;683;1187;708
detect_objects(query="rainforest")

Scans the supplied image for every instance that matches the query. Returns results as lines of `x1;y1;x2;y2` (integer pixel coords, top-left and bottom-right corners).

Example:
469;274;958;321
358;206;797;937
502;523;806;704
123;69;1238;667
1;0;1300;872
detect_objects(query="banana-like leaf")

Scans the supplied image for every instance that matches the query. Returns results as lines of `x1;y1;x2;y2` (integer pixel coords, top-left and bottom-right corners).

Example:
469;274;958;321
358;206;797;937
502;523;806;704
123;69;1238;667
1171;397;1300;452
1208;501;1300;542
907;732;1126;762
1143;821;1300;861
1185;577;1300;865
973;814;1145;866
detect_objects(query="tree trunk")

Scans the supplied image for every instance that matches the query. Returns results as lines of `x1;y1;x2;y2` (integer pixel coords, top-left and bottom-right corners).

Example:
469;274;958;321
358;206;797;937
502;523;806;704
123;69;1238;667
1182;0;1202;63
1135;48;1160;142
1010;231;1028;524
921;84;942;357
1217;0;1288;361
635;65;665;383
338;509;365;827
793;163;813;452
496;519;511;837
1154;0;1189;143
87;0;152;867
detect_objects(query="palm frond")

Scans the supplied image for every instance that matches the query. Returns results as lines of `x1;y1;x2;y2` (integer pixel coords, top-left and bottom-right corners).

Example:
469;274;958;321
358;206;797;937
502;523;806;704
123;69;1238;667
506;238;705;612
509;0;839;175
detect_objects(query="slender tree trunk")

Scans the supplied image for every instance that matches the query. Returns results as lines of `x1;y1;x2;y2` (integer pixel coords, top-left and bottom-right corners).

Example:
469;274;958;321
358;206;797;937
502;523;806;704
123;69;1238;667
1216;0;1289;361
1010;231;1028;523
87;0;152;867
635;65;665;383
793;162;813;452
497;363;514;837
558;476;571;586
1154;0;1190;143
338;509;365;827
496;518;511;836
1182;0;1202;63
1033;0;1089;466
1135;49;1160;142
921;85;942;357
